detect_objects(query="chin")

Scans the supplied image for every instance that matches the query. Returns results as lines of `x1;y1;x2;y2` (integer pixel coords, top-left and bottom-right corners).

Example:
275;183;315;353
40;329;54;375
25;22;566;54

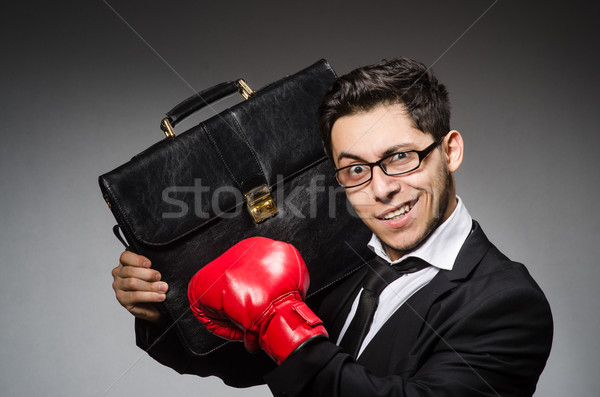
384;234;426;256
378;217;439;257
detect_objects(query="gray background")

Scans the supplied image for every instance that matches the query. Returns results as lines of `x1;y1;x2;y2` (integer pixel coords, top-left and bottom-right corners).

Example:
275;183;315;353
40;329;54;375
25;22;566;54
1;1;598;396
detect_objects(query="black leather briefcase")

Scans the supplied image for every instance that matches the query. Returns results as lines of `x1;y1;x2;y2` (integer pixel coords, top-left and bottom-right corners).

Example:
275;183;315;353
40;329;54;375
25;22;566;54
98;60;373;356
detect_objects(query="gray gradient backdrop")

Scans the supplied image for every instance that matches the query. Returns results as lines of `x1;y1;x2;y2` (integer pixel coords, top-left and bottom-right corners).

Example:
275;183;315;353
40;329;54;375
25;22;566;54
1;1;598;396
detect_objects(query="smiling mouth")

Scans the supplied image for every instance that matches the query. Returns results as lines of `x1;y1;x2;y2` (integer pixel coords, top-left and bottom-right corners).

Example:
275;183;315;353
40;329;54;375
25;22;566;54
379;199;418;220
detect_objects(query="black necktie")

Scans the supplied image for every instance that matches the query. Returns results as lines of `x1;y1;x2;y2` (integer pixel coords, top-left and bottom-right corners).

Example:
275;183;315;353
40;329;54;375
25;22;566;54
339;256;430;358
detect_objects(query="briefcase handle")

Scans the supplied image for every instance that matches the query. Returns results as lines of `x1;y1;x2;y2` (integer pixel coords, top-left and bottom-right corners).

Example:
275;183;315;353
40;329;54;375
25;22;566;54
160;79;255;138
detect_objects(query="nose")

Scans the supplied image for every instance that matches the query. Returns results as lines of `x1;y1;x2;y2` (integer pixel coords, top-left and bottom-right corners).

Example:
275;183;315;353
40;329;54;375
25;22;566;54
369;165;401;202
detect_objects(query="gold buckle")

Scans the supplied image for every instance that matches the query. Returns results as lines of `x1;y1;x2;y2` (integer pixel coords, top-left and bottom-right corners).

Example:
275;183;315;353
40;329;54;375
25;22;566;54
237;79;255;100
244;184;277;223
161;117;176;139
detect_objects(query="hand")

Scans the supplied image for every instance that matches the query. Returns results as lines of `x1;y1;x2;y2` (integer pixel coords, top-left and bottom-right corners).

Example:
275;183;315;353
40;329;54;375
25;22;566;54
112;251;168;326
188;237;328;364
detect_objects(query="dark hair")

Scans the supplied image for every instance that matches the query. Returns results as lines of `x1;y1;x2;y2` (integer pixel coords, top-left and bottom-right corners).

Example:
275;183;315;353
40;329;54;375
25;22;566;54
318;58;451;160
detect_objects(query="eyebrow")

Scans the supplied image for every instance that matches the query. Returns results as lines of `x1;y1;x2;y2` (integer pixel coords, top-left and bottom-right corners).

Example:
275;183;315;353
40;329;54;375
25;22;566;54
336;152;364;163
337;143;414;164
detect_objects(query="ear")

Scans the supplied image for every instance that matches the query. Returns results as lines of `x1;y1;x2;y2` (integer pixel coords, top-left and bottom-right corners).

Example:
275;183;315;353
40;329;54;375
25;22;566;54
443;130;464;173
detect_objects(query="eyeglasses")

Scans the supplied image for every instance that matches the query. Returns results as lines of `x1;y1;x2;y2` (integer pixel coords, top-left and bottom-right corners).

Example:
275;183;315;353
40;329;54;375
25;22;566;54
334;138;443;188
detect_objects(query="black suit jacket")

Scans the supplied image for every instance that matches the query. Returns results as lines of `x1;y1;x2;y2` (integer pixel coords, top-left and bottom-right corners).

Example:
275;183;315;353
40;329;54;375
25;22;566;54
135;221;552;396
264;221;553;396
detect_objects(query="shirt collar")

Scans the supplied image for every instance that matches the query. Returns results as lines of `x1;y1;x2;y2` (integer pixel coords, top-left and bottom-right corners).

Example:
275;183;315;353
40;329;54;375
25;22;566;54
367;196;472;270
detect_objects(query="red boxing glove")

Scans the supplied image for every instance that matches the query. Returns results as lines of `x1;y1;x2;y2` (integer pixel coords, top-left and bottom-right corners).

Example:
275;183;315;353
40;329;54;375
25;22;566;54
187;237;328;364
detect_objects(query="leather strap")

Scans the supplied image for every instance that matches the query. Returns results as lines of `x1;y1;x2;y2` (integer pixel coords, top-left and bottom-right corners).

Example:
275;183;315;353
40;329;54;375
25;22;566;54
162;81;241;131
203;111;268;193
112;224;129;248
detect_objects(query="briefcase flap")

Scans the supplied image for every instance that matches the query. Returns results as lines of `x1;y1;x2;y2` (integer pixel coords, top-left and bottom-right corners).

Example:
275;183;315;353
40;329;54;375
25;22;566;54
100;60;337;247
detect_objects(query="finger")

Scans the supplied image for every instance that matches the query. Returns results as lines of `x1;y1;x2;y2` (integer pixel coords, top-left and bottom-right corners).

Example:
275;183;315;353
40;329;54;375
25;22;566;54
114;276;168;294
119;250;151;268
113;263;162;283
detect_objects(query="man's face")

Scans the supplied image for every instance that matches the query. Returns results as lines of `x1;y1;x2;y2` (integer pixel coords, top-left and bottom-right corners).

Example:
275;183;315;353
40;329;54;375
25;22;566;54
331;103;457;260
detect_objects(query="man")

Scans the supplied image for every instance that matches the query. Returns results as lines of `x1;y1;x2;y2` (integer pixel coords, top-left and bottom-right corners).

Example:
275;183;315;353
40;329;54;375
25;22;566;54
112;58;553;396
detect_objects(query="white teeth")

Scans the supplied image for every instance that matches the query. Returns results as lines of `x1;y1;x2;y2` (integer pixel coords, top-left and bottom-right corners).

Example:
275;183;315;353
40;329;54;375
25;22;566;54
383;204;412;220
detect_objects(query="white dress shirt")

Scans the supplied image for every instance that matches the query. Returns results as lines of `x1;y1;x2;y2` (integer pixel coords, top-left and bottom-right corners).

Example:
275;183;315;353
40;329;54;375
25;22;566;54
336;197;473;358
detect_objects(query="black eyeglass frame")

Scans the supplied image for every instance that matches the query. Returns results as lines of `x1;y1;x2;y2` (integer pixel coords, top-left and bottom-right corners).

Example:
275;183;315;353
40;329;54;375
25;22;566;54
334;137;445;188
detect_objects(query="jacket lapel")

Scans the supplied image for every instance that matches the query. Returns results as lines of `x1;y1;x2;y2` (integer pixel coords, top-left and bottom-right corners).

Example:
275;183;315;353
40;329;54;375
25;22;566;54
357;221;493;371
356;269;457;371
407;221;491;323
445;220;491;282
